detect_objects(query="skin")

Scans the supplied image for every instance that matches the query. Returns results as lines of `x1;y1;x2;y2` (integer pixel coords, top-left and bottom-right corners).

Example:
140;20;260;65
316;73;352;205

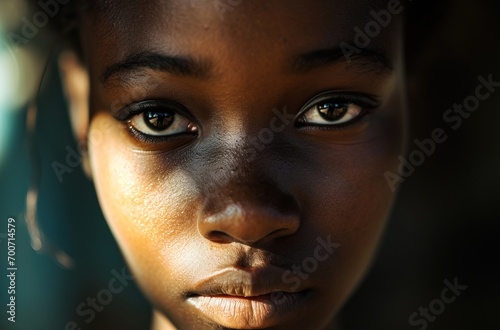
62;0;407;329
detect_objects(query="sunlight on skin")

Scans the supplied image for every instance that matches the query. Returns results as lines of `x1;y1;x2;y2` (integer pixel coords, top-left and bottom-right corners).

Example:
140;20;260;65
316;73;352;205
60;1;407;328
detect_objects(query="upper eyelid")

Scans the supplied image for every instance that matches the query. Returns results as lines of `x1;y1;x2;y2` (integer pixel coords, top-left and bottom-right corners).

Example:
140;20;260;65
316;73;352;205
295;92;379;128
114;93;378;123
299;91;380;115
115;100;195;122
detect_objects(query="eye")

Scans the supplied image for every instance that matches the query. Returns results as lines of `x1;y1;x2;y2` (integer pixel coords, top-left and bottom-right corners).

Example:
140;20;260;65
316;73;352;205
126;101;198;138
296;93;378;127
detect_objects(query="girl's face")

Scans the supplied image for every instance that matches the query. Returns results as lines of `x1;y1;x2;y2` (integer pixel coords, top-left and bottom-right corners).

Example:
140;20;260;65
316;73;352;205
71;0;405;328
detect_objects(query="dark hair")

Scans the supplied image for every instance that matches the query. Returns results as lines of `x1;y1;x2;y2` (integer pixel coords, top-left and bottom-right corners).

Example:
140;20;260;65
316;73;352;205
19;0;85;269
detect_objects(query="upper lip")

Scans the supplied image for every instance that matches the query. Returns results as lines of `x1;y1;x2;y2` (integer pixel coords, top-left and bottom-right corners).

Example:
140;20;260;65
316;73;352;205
188;266;304;298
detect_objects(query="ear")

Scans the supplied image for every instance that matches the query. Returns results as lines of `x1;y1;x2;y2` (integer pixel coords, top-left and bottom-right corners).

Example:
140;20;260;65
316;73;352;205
58;50;92;179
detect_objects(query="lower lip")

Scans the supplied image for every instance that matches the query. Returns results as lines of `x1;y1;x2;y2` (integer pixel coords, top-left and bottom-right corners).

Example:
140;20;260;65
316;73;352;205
187;291;309;328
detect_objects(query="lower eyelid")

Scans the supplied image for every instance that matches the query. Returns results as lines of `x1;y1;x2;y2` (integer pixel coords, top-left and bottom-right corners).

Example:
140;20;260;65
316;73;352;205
127;124;198;145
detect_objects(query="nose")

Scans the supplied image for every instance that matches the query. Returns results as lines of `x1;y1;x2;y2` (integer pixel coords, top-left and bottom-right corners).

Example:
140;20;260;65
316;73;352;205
198;181;300;245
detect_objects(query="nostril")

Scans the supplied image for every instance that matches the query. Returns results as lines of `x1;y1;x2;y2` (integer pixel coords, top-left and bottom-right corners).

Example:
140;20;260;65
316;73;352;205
206;231;234;244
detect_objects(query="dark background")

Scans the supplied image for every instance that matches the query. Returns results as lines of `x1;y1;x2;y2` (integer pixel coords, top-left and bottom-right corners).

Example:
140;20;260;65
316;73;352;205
1;0;499;329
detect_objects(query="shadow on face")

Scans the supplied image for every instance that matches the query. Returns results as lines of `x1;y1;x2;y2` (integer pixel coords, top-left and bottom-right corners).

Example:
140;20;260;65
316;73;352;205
61;0;408;328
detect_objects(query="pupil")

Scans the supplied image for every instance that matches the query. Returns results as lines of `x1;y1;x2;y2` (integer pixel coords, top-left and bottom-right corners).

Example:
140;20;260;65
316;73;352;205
144;111;174;131
318;102;349;121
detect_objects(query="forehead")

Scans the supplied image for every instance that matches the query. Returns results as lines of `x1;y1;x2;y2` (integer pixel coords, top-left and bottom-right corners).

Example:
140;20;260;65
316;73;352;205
82;0;391;28
78;0;403;86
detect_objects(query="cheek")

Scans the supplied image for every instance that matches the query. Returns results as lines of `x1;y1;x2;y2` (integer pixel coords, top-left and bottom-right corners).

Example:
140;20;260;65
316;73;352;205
290;108;403;302
311;140;399;234
87;113;200;293
320;151;395;272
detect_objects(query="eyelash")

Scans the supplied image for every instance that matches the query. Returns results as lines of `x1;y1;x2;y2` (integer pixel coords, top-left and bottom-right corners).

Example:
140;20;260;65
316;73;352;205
295;93;379;130
115;93;379;144
116;100;199;143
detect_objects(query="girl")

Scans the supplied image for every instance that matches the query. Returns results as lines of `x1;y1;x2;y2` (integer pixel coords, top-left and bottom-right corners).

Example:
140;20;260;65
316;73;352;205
29;0;407;328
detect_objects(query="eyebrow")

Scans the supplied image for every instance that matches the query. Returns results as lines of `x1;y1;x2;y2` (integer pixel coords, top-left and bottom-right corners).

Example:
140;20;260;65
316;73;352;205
102;46;393;84
101;51;210;83
292;47;393;75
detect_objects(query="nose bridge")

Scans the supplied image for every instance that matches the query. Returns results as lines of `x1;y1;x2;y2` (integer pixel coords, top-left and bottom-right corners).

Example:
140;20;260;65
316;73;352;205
201;162;296;217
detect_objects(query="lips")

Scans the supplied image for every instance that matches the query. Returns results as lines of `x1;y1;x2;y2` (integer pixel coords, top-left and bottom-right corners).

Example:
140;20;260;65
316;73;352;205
186;267;310;329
